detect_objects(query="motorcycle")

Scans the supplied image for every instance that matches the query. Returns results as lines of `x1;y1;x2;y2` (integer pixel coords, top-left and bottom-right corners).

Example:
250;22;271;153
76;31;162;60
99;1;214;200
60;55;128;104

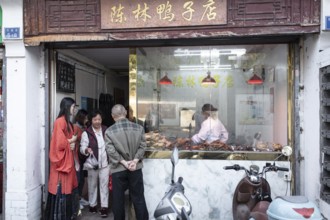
224;146;323;220
154;146;192;220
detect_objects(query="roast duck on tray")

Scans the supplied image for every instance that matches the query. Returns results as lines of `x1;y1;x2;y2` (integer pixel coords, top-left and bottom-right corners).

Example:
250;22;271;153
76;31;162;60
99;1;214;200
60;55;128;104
145;132;232;151
144;132;283;152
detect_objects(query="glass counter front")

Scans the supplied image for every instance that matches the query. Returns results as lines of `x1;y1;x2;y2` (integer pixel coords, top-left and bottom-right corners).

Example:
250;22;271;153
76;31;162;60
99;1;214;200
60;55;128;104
129;45;290;159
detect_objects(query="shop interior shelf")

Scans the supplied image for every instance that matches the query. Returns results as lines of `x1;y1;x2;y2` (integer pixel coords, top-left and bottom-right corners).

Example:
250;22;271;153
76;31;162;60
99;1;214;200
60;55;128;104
321;98;330;106
323;146;330;155
322;83;330;90
324;161;330;171
321;114;330;122
322;177;330;188
321;130;330;138
321;191;330;203
321;66;330;75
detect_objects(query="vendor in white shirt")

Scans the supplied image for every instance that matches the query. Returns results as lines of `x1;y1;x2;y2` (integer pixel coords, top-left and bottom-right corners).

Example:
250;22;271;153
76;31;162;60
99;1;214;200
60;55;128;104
191;103;228;144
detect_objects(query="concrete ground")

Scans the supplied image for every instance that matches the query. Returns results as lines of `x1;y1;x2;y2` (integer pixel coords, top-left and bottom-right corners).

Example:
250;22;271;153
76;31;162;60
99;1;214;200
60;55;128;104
78;207;116;220
77;192;130;220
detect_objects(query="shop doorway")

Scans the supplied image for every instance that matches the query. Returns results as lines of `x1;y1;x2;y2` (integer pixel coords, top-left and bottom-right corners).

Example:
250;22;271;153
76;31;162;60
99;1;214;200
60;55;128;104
45;46;130;209
50;47;130;123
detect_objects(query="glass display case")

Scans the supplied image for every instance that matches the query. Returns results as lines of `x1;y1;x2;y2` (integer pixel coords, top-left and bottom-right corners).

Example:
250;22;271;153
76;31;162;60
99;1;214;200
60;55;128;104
129;45;290;159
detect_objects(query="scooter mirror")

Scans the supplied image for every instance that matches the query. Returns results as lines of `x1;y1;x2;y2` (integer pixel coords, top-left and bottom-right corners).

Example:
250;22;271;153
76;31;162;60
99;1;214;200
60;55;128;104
171;147;179;166
282;145;292;157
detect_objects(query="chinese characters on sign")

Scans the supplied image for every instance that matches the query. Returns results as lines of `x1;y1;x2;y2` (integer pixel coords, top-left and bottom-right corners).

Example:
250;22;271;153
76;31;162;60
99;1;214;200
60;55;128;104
56;60;75;93
4;27;20;39
101;0;227;29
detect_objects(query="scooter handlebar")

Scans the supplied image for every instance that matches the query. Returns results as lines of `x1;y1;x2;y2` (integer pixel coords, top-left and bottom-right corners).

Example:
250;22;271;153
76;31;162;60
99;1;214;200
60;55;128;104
223;164;242;171
276;167;289;172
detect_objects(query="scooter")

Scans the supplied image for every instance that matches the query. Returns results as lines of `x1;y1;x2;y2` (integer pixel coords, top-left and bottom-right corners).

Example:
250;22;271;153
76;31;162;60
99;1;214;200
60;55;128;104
224;162;287;220
154;146;192;220
224;146;323;220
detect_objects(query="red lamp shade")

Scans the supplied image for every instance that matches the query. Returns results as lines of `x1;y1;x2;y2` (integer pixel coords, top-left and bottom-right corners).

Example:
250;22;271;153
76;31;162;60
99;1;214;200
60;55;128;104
159;73;172;85
201;71;216;85
247;74;263;85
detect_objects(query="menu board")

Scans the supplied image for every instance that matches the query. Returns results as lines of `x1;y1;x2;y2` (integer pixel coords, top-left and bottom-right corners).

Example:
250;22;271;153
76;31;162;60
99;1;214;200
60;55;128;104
56;60;75;93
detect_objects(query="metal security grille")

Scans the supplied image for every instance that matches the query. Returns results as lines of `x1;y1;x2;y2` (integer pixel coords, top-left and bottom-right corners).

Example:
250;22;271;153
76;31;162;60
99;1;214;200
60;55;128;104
320;64;330;204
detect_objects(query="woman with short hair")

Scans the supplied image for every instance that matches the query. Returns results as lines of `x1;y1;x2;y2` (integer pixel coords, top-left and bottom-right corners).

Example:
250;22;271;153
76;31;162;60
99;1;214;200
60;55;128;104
80;109;109;218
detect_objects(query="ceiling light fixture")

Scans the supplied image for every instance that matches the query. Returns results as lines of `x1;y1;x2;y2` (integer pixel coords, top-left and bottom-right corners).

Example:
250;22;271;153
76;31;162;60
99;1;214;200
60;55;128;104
174;48;246;57
201;71;216;85
179;65;231;71
159;72;173;85
201;48;217;86
247;74;263;85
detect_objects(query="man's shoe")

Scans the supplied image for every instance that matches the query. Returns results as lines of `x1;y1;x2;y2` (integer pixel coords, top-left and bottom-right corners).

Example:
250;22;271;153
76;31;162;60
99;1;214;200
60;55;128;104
99;207;108;218
89;206;97;213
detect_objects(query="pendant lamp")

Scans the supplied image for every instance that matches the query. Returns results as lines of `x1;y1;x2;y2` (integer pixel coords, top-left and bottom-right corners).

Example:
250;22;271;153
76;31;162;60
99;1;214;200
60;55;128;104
201;71;216;85
159;72;172;85
247;74;263;85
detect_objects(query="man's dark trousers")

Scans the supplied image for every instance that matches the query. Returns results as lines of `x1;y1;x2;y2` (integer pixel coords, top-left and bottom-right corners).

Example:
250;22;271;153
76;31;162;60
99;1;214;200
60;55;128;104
112;169;149;220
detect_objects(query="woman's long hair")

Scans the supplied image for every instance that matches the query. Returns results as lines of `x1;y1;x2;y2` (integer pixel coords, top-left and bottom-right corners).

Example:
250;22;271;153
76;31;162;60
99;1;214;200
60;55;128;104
58;97;75;133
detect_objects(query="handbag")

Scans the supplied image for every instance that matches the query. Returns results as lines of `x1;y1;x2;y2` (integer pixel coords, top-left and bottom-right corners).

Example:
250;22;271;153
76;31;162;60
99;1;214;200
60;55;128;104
83;154;99;170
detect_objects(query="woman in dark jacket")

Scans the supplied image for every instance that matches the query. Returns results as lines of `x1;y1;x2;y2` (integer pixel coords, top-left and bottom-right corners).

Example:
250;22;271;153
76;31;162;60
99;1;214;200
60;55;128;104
80;110;109;218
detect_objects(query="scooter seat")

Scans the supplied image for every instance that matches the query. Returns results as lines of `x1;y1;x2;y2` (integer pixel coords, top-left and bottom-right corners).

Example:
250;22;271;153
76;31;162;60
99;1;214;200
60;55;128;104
275;196;308;203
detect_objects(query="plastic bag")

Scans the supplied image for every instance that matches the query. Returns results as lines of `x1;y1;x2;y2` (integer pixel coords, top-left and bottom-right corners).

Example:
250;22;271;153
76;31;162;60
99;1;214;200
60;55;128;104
83;154;99;170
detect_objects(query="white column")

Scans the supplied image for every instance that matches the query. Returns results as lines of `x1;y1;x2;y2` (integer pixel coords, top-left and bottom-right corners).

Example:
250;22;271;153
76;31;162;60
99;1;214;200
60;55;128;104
302;0;330;219
1;0;44;219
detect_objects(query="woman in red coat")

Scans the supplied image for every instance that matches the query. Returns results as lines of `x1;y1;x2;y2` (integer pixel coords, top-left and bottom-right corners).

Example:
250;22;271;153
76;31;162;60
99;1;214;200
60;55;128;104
45;97;79;220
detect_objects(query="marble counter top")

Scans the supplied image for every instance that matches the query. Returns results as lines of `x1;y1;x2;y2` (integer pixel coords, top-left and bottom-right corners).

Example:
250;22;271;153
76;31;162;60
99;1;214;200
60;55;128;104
142;158;290;220
145;149;285;161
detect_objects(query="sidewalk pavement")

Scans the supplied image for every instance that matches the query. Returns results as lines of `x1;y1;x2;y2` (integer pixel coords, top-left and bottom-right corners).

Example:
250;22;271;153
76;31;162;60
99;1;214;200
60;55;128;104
77;193;130;220
78;207;116;220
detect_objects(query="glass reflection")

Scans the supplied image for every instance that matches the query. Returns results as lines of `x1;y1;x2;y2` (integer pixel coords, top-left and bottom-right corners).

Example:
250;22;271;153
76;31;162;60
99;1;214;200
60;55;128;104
132;45;288;157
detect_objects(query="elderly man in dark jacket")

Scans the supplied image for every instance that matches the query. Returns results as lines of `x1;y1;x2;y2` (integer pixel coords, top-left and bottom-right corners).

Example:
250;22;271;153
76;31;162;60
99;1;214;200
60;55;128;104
104;104;148;220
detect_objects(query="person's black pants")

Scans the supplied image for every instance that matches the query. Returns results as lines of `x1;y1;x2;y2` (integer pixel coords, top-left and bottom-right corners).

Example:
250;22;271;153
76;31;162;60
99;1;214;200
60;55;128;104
77;161;86;196
112;169;149;220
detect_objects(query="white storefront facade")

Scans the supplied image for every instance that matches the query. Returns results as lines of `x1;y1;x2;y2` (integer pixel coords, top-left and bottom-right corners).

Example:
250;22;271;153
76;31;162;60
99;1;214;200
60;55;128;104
0;0;330;219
